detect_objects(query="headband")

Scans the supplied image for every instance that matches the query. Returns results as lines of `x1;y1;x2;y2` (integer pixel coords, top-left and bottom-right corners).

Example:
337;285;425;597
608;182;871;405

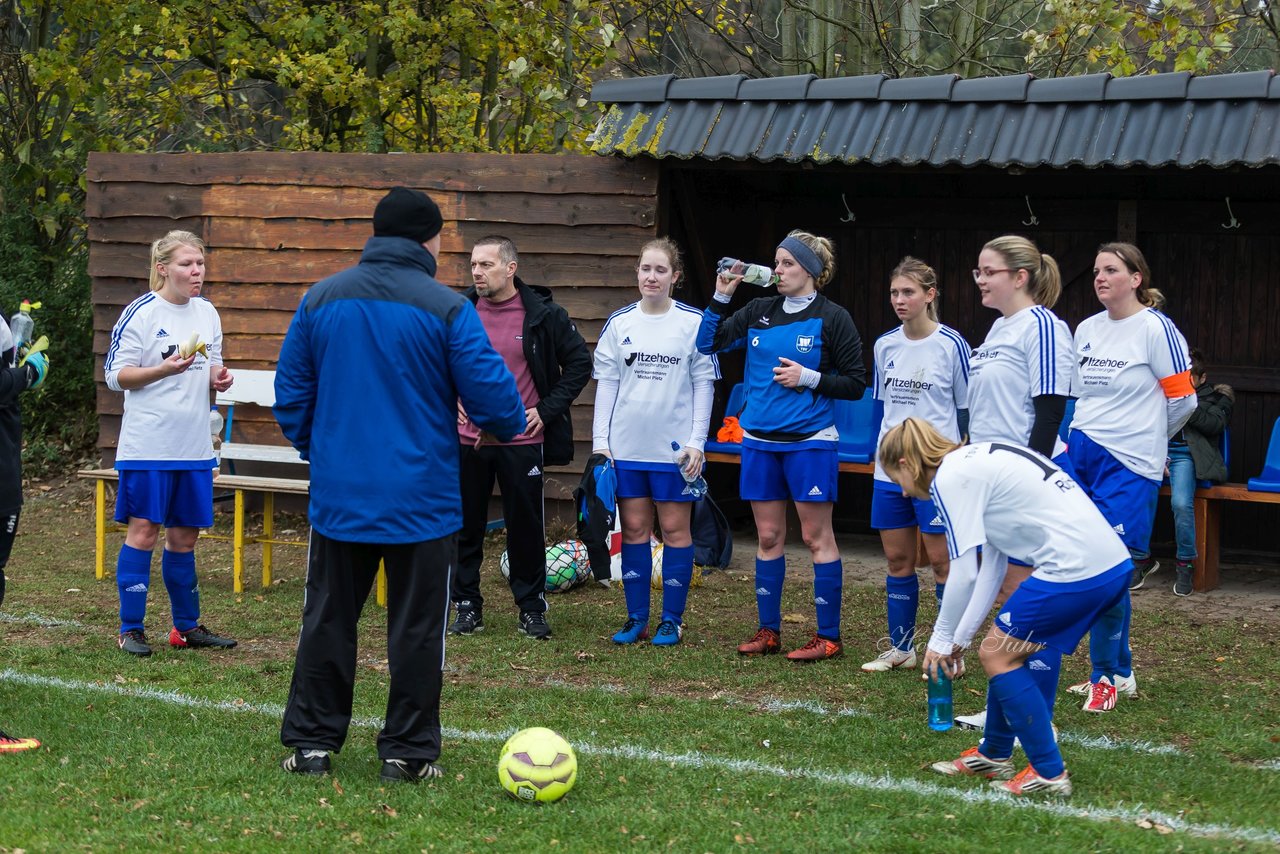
778;236;823;279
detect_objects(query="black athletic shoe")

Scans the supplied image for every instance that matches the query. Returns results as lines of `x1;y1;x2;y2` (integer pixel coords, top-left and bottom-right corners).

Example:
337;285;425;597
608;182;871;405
281;749;331;776
117;629;152;657
1128;559;1159;591
518;610;552;640
448;604;484;635
169;625;238;649
1174;561;1194;597
380;758;444;783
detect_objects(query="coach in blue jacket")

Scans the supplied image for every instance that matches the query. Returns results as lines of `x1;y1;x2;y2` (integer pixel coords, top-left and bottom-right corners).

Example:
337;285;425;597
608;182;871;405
274;186;526;783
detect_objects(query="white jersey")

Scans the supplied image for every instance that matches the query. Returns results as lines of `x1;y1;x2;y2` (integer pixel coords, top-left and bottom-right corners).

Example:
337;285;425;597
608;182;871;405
1071;308;1192;481
593;301;720;465
931;442;1130;583
872;324;970;481
104;292;224;469
967;305;1073;455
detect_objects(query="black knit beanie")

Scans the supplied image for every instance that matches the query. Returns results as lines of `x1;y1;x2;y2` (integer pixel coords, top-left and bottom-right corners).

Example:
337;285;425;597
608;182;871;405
372;186;443;243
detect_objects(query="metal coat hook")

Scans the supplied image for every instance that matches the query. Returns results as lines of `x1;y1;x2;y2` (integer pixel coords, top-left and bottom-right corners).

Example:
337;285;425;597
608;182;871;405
1221;197;1241;229
1022;195;1039;226
840;193;856;223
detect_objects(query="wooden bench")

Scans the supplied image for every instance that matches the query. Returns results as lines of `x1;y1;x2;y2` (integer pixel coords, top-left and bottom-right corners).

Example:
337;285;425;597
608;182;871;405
77;468;310;594
1159;482;1280;592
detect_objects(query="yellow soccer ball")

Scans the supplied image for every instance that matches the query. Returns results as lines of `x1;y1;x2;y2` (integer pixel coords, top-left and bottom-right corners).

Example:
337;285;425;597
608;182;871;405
497;727;577;803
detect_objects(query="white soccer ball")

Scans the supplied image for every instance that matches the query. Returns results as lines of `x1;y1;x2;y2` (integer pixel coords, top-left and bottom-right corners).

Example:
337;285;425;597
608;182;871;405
500;545;583;593
544;543;579;594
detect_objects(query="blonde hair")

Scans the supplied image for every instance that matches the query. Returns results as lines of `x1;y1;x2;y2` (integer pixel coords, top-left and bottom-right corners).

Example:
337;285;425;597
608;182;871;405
638;236;684;285
1097;241;1163;310
877;417;960;497
890;256;940;321
786;230;836;290
982;235;1061;309
150;230;205;292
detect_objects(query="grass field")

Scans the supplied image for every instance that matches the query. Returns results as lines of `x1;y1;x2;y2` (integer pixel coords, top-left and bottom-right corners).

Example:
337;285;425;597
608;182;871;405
1;478;1278;852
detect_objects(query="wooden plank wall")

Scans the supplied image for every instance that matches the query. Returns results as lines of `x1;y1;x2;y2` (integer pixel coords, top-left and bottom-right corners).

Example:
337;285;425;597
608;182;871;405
87;152;660;499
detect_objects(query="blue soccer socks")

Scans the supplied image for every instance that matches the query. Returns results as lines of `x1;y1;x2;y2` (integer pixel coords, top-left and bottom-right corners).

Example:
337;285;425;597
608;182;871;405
886;574;919;651
162;549;199;632
117;544;153;633
620;542;651;623
813;559;843;639
990;667;1064;779
755;556;786;632
659;543;693;625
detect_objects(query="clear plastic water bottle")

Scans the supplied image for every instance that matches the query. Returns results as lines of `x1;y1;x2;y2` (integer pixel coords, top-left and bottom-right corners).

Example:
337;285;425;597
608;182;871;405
928;668;953;731
717;257;778;288
8;300;39;350
209;406;224;465
671;440;708;499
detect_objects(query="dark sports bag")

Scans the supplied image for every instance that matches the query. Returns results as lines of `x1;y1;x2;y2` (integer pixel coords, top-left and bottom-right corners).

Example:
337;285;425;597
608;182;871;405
690;490;732;571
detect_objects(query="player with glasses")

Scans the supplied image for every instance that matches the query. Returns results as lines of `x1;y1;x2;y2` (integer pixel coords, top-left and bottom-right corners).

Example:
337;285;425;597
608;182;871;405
951;234;1076;733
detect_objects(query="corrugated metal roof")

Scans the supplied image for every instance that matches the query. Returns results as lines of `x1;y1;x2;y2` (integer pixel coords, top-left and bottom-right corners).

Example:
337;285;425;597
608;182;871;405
588;70;1280;169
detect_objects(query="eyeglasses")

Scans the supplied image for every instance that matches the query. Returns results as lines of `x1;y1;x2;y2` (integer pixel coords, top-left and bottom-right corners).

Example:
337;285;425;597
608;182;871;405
972;268;1015;282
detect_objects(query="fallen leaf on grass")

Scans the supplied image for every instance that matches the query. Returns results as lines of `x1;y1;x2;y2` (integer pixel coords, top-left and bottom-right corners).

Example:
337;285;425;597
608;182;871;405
376;803;396;817
509;663;534;672
332;778;344;796
575;650;595;661
781;612;806;624
319;798;332;808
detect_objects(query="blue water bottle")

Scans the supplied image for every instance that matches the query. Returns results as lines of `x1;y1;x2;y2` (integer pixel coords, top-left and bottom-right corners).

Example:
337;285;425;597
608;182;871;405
928;668;953;732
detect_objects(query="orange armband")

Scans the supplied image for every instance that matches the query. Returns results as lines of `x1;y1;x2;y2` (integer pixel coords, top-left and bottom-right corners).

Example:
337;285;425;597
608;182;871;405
1160;370;1194;398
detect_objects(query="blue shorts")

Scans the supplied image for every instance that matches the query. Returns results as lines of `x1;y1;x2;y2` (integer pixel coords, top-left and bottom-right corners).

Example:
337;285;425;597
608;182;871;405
871;479;944;533
615;461;695;503
1007;451;1077;568
997;561;1130;655
740;445;838;503
115;469;214;529
1067;431;1159;552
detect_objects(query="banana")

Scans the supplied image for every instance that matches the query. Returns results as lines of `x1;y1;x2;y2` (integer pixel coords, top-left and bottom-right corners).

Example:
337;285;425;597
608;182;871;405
179;331;205;359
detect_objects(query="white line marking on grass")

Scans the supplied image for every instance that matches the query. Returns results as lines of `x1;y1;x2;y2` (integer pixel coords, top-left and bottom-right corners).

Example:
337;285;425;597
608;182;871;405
0;611;84;628
3;668;1277;846
541;677;1180;756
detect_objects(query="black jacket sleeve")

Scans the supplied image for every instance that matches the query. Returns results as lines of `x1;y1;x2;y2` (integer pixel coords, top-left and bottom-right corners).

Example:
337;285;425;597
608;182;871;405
1185;389;1233;439
1029;394;1068;458
814;301;866;401
536;305;591;423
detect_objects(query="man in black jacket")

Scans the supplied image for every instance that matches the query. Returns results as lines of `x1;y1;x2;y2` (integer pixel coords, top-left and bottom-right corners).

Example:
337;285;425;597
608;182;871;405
453;235;591;639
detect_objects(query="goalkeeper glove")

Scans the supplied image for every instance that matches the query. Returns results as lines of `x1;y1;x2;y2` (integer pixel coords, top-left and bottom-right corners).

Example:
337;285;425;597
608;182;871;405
22;351;48;390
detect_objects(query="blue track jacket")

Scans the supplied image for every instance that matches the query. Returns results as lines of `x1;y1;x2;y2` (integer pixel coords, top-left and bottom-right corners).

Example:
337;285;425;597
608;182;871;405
275;236;526;543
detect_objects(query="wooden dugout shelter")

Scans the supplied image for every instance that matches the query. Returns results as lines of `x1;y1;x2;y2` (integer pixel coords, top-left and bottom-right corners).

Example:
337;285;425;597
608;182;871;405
88;68;1280;562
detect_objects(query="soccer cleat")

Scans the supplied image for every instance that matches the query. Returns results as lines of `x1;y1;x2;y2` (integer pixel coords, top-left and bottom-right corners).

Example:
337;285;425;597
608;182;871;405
0;730;41;752
860;647;917;672
955;709;987;731
736;627;781;656
1174;561;1194;597
612;617;650;645
992;764;1072;797
1128;558;1159;591
1082;676;1117;712
931;746;1014;780
380;758;444;783
448;605;484;635
596;578;612;590
518;610;552;640
169;625;238;649
118;629;152;657
651;619;683;646
786;634;843;662
281;749;331;776
1067;673;1136;697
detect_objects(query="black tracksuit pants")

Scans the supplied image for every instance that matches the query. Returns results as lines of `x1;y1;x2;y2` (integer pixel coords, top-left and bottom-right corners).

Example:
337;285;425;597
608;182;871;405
280;530;452;761
454;442;547;615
